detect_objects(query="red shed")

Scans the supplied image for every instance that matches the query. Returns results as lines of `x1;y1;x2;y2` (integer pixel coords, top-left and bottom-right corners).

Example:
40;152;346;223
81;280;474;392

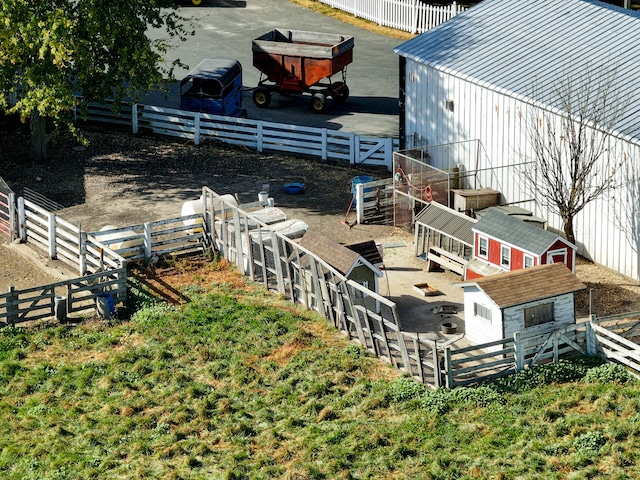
465;209;576;280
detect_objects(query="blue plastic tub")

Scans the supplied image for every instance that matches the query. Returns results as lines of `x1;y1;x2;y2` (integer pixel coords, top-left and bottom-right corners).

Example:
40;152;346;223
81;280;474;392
284;182;305;194
351;175;372;205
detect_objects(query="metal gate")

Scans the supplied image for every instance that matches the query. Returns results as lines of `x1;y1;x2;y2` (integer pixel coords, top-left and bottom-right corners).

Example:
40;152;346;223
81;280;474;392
0;177;14;237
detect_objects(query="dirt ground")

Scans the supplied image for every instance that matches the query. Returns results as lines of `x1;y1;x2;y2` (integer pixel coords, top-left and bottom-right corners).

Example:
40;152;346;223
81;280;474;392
2;123;640;329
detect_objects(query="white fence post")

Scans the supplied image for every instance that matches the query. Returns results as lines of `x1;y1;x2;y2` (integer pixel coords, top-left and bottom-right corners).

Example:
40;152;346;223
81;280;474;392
132;104;139;134
356;183;364;225
257;122;264;152
586;317;597;355
321;129;327;161
79;231;87;275
9;192;16;242
350;134;357;165
18;197;26;242
194;112;201;146
144;222;152;261
48;212;57;259
514;330;524;371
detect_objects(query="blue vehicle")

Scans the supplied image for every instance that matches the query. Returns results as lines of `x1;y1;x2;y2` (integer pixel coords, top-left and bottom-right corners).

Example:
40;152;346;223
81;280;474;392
179;57;247;117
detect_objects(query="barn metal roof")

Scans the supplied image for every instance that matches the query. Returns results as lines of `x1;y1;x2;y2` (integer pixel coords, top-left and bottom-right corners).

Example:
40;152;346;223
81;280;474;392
394;0;640;142
414;202;476;246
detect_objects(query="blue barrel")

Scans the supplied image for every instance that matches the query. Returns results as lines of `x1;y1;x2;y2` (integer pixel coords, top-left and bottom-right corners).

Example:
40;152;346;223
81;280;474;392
351;175;372;205
96;293;115;319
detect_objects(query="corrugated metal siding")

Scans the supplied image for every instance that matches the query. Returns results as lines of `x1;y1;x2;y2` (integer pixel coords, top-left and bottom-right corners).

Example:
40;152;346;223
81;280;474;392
395;0;640;140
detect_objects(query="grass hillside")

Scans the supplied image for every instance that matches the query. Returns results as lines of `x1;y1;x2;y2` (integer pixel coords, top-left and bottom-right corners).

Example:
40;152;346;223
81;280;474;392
1;258;640;479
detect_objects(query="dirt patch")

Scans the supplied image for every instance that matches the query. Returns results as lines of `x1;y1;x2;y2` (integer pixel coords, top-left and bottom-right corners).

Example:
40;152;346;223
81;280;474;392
2;123;640;320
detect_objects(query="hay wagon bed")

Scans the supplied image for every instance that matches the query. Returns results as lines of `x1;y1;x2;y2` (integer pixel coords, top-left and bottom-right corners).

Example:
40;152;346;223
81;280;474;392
251;29;354;113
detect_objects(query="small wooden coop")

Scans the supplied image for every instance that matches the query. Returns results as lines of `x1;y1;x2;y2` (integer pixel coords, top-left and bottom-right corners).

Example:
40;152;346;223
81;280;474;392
414;202;476;277
456;263;586;349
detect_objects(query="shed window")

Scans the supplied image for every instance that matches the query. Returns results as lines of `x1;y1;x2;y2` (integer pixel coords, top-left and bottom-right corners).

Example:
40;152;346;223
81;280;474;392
500;245;511;269
524;302;554;328
478;236;488;258
524;254;534;268
474;302;492;321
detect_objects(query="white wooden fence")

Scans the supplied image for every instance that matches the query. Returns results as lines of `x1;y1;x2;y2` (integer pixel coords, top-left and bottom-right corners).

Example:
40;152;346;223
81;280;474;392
79;101;397;170
318;0;466;34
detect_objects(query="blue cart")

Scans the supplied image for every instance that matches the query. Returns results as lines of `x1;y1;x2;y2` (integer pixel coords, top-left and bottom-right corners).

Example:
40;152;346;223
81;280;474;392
180;57;247;118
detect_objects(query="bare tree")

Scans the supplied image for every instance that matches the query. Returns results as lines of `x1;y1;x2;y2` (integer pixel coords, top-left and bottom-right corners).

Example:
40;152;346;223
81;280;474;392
521;64;630;245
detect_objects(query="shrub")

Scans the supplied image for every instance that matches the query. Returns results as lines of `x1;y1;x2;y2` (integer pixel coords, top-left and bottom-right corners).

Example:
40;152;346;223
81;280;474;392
573;431;608;454
582;363;637;385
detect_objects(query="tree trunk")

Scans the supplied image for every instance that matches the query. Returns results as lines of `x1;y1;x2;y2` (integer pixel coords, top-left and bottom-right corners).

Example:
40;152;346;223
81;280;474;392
30;111;47;164
563;215;576;246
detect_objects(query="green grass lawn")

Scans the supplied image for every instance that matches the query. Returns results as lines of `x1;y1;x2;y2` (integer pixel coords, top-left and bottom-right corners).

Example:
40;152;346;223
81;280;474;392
1;268;639;479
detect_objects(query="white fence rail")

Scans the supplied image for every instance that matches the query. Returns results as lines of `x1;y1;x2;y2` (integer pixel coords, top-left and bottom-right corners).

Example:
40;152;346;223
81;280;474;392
140;105;395;170
73;99;397;170
318;0;466;34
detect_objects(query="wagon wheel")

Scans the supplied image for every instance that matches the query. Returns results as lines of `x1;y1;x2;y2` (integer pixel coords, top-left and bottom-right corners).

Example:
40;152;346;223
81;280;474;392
253;87;271;108
310;93;327;113
331;82;349;103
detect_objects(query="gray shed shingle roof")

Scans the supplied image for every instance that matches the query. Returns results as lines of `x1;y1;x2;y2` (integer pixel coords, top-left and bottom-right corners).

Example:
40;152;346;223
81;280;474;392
414;202;476;246
393;0;640;141
460;262;585;308
473;209;569;255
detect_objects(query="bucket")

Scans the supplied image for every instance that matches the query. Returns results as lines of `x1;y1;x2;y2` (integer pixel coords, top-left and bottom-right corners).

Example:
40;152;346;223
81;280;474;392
54;295;67;322
351;175;373;205
96;293;115;319
258;191;268;202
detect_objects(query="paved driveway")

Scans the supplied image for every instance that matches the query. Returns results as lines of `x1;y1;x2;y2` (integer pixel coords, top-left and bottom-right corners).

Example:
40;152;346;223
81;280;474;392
145;0;403;137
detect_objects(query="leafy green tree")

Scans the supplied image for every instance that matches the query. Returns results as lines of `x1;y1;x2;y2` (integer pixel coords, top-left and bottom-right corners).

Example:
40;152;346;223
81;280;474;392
0;0;190;162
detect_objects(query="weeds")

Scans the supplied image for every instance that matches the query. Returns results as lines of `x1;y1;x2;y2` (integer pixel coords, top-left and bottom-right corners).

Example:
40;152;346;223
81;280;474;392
1;289;640;478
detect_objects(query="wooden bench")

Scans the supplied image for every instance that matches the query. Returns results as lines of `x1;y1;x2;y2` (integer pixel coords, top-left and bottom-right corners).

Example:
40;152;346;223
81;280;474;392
427;246;467;276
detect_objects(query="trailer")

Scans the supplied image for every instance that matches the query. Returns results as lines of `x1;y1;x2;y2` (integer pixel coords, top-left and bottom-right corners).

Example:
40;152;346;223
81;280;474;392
251;29;354;113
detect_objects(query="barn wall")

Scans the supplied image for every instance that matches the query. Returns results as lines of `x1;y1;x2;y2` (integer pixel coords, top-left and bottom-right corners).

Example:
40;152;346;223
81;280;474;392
403;59;640;280
502;293;576;339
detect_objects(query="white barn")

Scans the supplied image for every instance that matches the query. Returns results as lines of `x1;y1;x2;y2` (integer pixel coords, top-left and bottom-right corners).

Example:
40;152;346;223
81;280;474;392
394;0;640;280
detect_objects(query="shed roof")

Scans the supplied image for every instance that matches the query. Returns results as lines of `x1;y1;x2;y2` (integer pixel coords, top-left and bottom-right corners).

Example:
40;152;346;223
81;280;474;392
393;0;640;141
458;263;585;308
296;230;381;277
473;209;572;255
415;202;476;246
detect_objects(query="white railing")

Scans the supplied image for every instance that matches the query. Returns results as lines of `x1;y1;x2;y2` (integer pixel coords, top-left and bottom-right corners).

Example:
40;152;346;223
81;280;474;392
140;105;395;170
77;101;396;171
318;0;466;34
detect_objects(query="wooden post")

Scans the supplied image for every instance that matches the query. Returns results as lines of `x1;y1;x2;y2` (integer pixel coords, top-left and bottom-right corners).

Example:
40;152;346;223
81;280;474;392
413;336;424;383
586;318;597;356
444;347;453;389
553;330;559;363
356;183;364;225
513;331;524;371
8;192;16;242
144;222;152;261
132;103;139;134
432;341;442;388
257;121;264;152
79;231;87;275
6;286;18;327
194;112;201;146
48;212;57;259
18;197;26;242
270;231;285;294
321;128;327;161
